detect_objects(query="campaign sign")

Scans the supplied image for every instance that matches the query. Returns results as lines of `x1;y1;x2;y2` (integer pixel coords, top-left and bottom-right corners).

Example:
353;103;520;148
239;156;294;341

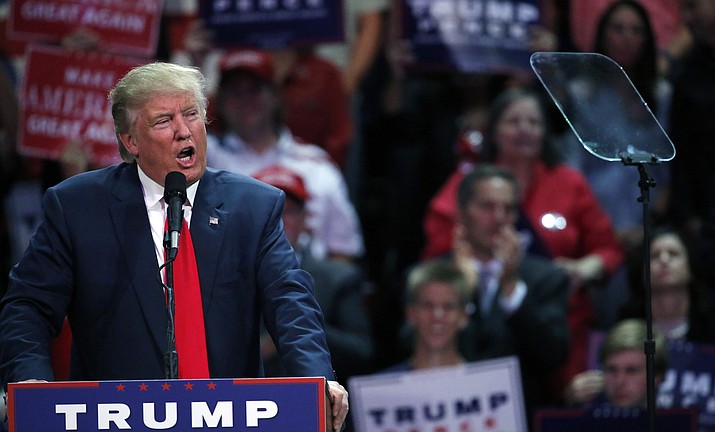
534;407;698;432
18;45;142;167
400;0;541;73
8;0;163;58
348;356;527;432
8;377;328;431
585;335;715;432
658;341;715;432
199;0;344;49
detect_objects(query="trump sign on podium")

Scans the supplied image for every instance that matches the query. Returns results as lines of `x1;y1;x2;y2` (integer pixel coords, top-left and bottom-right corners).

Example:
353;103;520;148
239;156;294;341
7;377;330;431
348;356;526;432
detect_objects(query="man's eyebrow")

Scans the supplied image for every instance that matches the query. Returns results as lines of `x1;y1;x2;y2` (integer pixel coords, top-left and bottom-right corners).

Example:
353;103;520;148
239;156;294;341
148;111;172;120
145;100;200;121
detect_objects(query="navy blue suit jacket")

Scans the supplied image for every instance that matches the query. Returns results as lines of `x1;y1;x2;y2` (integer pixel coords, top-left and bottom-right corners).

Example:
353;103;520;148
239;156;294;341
0;163;334;385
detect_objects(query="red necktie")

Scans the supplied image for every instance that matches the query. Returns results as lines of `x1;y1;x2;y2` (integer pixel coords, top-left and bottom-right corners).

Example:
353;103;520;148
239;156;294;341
170;219;210;379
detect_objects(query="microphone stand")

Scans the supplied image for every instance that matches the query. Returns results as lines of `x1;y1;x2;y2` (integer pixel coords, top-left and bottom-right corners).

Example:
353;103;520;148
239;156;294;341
163;231;179;380
621;152;658;432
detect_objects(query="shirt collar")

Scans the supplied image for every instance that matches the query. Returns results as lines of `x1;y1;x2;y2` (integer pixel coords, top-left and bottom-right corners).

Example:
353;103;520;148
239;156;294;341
137;166;199;209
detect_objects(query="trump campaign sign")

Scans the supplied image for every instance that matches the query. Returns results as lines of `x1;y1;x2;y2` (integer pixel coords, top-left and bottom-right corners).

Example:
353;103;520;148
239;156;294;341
348;356;527;432
399;0;541;73
17;45;142;167
8;0;163;58
199;0;344;49
658;341;715;432
8;377;329;431
587;333;715;432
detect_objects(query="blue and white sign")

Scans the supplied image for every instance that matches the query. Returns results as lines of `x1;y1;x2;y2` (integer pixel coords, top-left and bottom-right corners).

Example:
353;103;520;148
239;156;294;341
658;341;715;432
8;377;328;431
200;0;344;49
349;357;526;432
400;0;541;73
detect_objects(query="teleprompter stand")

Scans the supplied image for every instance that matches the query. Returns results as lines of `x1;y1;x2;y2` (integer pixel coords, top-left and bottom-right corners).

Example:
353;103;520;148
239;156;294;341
530;52;676;432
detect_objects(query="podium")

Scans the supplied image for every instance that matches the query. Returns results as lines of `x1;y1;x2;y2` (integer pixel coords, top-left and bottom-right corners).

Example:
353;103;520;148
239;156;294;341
7;377;332;431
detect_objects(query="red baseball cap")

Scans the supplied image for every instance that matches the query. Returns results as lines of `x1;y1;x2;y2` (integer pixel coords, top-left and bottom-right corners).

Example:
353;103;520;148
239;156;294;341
253;165;309;204
219;49;274;83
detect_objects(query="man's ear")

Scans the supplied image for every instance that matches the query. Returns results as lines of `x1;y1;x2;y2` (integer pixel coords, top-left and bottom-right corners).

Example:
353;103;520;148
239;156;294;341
405;305;417;327
119;133;139;157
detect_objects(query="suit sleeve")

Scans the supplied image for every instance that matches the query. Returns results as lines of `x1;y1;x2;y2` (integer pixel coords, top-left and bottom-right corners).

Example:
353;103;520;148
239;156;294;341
257;190;335;379
0;187;73;387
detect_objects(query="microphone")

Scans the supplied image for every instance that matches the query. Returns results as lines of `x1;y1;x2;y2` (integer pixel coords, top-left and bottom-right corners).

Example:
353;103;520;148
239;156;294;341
164;171;187;262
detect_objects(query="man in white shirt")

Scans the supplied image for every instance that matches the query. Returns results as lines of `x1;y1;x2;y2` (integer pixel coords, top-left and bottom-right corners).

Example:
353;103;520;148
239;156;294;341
206;49;364;261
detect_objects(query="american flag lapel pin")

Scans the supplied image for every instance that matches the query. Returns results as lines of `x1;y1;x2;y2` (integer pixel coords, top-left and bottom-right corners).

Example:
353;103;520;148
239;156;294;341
209;216;219;225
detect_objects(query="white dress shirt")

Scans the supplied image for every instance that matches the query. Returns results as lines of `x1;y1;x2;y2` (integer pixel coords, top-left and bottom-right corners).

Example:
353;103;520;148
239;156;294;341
206;128;364;259
137;166;199;270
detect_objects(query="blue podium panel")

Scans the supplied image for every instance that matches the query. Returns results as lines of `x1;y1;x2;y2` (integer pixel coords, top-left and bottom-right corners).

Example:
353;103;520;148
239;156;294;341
8;377;327;431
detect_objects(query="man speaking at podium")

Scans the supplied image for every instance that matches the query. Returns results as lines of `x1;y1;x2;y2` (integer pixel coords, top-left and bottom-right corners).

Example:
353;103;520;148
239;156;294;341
0;62;348;431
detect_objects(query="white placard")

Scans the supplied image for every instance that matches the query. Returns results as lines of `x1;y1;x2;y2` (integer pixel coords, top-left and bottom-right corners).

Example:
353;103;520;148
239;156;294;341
348;356;527;432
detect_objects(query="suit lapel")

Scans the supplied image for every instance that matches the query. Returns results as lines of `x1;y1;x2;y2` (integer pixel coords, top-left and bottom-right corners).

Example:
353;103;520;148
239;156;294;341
110;164;167;353
191;171;228;313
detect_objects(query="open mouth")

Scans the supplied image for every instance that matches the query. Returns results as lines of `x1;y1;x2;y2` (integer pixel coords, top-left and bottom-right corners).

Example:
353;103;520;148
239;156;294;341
178;147;195;163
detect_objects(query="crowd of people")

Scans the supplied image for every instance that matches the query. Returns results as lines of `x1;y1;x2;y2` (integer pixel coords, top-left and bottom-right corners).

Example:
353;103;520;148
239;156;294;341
1;0;715;430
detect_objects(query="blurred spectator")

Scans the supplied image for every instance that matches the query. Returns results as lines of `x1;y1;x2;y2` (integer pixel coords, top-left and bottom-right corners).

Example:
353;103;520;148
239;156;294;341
569;0;692;76
271;48;354;169
206;49;364;262
315;0;389;97
253;165;374;381
559;0;673;329
383;258;470;372
172;16;357;170
328;0;391;232
423;87;624;399
585;0;672;240
594;1;670;114
565;318;667;408
453;164;570;420
620;226;715;343
669;0;715;264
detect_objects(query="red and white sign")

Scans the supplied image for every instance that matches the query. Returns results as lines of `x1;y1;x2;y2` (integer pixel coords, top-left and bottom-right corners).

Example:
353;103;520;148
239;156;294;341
8;0;164;58
18;45;143;167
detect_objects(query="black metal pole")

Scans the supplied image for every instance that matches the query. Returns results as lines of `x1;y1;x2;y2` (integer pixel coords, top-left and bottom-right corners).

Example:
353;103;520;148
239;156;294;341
636;162;656;432
164;234;179;380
